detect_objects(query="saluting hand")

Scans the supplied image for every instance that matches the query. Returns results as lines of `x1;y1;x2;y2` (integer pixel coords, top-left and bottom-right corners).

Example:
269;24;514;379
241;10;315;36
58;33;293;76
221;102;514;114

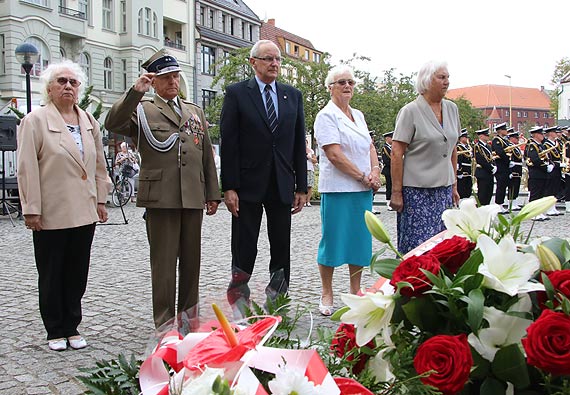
133;73;156;93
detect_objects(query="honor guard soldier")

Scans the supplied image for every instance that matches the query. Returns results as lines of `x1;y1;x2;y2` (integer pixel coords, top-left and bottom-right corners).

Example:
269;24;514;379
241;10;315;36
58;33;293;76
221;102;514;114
474;128;496;205
525;126;551;221
543;126;563;216
106;50;221;329
506;129;524;210
456;128;473;199
381;131;393;209
562;126;570;212
491;122;511;212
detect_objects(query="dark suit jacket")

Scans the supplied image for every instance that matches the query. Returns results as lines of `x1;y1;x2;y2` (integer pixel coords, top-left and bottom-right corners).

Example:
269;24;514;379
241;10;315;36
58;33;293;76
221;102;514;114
475;141;495;179
220;78;307;205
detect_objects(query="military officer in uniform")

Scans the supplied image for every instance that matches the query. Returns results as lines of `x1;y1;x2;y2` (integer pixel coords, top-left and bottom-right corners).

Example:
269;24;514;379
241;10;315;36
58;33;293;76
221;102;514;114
456;128;473;199
506;129;523;210
491;122;511;211
525;126;552;221
381;131;393;210
105;50;221;330
474;128;496;205
543;126;563;216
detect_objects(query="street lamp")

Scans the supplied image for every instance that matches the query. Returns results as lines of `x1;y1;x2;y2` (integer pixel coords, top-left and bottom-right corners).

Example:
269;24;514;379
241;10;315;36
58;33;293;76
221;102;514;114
15;42;39;114
504;74;512;127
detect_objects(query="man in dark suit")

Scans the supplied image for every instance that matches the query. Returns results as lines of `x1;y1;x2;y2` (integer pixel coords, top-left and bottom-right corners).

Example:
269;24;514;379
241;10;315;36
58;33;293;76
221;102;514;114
526;126;551;221
474;128;496;206
220;40;307;317
506;129;524;210
456;128;473;199
381;131;393;210
106;50;221;330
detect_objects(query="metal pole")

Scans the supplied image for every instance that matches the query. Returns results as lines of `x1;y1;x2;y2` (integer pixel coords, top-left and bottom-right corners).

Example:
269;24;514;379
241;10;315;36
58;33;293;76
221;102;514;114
23;64;33;114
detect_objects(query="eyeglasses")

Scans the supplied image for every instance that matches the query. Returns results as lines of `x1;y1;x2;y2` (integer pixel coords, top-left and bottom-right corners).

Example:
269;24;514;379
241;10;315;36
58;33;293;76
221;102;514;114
253;56;282;63
55;77;81;87
330;79;356;86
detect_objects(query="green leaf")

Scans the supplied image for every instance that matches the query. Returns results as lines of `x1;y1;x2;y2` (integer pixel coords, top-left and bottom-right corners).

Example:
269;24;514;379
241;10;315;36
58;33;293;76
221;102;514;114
541;237;570;264
371;258;401;279
330;306;349;321
491;343;530;388
420;269;446;289
455;249;483;278
541;272;555;301
401;296;440;332
480;377;507;394
463;273;484;294
470;347;491;379
467;288;484;334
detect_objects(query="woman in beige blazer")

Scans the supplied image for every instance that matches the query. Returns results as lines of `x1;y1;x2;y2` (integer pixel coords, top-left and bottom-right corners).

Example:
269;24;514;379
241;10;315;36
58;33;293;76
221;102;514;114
390;60;461;254
17;60;111;351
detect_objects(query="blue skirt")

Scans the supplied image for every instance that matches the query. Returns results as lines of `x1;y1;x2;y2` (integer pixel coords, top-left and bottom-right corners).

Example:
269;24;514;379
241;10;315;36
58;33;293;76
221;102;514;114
397;186;452;254
317;191;373;267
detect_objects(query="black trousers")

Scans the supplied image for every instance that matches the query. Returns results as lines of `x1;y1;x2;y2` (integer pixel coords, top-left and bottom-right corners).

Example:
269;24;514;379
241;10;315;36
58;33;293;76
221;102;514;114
528;177;547;202
476;177;494;206
457;176;472;199
508;176;521;200
384;174;392;201
33;223;96;340
494;172;509;205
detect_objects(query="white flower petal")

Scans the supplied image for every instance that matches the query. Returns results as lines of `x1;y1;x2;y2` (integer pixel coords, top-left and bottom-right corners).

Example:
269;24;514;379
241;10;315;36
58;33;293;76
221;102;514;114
340;292;395;346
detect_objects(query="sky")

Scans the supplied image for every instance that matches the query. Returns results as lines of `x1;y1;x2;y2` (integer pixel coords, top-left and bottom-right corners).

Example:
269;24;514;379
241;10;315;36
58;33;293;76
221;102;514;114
244;0;568;90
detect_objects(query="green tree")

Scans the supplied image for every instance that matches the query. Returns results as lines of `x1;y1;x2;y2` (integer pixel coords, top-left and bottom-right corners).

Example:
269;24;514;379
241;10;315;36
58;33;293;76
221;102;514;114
550;57;570;118
451;96;487;139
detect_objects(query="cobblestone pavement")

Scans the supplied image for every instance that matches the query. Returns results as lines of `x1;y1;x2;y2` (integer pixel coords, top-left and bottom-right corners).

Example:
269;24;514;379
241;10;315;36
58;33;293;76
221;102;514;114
0;198;568;394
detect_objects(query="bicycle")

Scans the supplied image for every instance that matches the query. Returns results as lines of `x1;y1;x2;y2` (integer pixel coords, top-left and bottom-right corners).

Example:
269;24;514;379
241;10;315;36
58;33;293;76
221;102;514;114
111;164;135;207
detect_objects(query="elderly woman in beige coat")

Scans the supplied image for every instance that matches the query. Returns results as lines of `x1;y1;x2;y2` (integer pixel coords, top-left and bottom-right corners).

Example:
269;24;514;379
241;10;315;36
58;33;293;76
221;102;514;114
17;60;111;351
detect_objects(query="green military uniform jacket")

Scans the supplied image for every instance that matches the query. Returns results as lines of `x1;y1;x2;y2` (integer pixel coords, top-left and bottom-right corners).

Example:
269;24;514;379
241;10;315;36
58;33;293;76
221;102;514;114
105;88;221;208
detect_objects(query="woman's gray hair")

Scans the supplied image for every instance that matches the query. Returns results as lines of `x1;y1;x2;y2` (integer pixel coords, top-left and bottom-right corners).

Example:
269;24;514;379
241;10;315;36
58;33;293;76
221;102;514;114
250;40;280;58
39;59;87;103
324;65;355;88
415;60;448;94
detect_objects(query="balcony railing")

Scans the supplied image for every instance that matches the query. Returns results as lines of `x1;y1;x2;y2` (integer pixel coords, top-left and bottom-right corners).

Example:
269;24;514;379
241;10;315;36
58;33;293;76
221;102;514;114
59;6;87;20
164;40;185;51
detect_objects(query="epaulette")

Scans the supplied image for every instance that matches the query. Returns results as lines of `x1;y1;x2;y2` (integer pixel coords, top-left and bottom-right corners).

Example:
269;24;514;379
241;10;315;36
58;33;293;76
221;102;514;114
180;99;200;108
141;96;154;102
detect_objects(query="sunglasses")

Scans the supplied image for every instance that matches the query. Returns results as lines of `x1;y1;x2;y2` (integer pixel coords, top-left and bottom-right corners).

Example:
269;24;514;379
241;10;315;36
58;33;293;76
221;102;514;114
330;79;356;86
55;77;81;87
253;56;282;63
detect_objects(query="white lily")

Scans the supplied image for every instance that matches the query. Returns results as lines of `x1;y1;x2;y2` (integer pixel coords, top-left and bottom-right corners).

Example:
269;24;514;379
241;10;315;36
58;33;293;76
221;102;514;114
442;198;501;242
514;196;557;222
477;234;544;296
468;295;533;361
180;367;225;395
340;291;395;347
267;365;325;395
368;327;396;382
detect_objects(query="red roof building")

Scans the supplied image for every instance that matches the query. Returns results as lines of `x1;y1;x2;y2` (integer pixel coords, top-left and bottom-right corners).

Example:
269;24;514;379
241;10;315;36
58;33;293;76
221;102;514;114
260;19;323;63
446;85;553;132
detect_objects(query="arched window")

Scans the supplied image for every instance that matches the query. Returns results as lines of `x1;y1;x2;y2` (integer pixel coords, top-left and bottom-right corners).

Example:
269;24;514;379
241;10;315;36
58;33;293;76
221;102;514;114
79;52;90;84
23;37;50;77
103;57;113;90
138;7;157;37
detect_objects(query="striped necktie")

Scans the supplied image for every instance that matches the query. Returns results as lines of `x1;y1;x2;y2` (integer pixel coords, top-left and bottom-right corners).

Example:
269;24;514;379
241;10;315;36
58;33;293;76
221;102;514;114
167;99;181;121
264;84;278;133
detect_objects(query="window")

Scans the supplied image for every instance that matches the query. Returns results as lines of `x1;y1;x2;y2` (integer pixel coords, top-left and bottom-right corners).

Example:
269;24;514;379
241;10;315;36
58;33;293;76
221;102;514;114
22;37;50;77
523;111;528;118
249;25;253;41
313;53;321;62
23;0;48;5
516;111;521;117
304;50;309;60
103;57;113;90
222;13;227;32
175;31;182;46
121;59;127;90
138;8;157;37
201;46;215;75
60;47;66;59
543;113;549;118
505;109;509;117
294;45;299;56
60;0;66;8
209;10;214;28
285;42;290;54
79;52;90;84
202;90;216;109
102;0;113;30
223;50;230;65
120;0;126;32
241;22;245;39
0;34;5;75
199;6;205;25
230;18;235;35
534;111;538;118
79;0;89;22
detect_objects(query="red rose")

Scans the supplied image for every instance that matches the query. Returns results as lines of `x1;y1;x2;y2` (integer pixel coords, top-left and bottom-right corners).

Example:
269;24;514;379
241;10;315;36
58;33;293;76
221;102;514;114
331;323;374;374
522;309;570;376
427;235;476;274
390;254;440;297
413;334;472;395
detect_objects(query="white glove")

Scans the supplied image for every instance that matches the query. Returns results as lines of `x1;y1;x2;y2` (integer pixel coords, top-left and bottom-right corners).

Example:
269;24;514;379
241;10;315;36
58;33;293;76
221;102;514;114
457;174;464;179
509;161;515;168
456;163;460;170
509;173;513;179
547;164;554;173
561;163;568;169
492;166;497;174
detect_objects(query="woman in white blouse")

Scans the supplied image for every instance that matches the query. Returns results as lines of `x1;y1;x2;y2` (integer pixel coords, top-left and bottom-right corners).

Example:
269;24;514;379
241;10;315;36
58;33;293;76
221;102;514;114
17;60;111;351
390;60;461;253
314;65;381;316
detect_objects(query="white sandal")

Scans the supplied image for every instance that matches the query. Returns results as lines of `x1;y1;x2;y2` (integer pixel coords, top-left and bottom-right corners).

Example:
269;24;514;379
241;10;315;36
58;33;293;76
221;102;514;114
319;296;334;316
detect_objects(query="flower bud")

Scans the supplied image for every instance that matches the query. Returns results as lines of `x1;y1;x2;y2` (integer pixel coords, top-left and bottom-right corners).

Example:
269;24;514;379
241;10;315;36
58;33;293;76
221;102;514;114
515;196;557;222
364;210;390;243
536;244;561;272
